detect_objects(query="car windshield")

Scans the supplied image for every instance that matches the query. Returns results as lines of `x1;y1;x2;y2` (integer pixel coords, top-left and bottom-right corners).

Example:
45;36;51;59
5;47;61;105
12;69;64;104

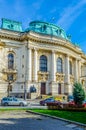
45;98;54;101
2;97;8;101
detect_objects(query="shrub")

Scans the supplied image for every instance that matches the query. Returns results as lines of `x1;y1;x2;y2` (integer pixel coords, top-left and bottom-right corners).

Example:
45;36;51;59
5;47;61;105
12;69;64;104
73;82;85;106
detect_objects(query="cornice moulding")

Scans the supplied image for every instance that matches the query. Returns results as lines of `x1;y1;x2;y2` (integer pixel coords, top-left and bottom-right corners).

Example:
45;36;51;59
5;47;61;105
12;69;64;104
0;31;21;41
26;32;83;55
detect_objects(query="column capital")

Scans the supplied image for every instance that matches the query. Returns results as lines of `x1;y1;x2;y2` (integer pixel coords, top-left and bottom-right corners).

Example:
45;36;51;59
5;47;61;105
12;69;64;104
74;57;81;61
28;47;33;50
65;54;69;57
33;47;39;51
52;50;56;53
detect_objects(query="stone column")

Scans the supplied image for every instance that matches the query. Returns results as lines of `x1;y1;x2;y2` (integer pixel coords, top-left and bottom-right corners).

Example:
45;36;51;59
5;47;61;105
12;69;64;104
65;55;70;84
34;48;38;81
65;55;71;94
52;51;56;82
78;60;81;82
28;48;32;81
75;59;78;82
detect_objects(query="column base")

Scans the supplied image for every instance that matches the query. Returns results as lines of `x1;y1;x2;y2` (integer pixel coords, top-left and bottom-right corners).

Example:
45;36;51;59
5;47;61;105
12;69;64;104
64;83;72;95
51;82;58;95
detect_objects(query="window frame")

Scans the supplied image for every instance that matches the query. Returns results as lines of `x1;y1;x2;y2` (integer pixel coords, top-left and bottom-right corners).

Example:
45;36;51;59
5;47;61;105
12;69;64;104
57;57;63;73
40;55;47;72
8;53;14;69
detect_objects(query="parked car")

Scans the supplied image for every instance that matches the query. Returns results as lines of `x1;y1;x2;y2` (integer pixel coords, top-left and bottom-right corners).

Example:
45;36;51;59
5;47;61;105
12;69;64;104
40;97;60;106
82;100;86;107
68;100;86;108
1;97;28;106
68;100;76;107
40;97;55;106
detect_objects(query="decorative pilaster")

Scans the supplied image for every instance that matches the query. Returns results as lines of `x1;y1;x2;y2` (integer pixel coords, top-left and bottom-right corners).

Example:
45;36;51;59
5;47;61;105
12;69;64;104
34;48;38;81
78;60;81;82
75;59;78;82
52;50;56;82
28;48;32;81
65;55;70;84
65;55;71;94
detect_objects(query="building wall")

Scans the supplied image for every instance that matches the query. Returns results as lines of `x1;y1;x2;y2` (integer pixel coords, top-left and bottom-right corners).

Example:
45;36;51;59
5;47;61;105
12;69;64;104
0;30;86;99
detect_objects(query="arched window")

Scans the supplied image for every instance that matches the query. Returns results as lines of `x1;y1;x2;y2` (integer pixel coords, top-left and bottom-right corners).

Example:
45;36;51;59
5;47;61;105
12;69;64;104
8;53;14;69
57;57;63;73
40;55;47;72
69;61;72;75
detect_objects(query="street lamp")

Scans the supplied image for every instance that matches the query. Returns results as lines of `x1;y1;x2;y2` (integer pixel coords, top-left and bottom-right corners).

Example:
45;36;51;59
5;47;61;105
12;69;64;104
7;74;15;97
24;82;27;100
2;68;17;97
7;81;12;97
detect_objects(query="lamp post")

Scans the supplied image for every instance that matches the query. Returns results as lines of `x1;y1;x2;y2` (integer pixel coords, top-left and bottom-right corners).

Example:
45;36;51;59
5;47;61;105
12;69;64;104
24;82;27;100
7;82;11;97
7;80;13;97
4;71;17;97
2;67;17;97
7;74;15;97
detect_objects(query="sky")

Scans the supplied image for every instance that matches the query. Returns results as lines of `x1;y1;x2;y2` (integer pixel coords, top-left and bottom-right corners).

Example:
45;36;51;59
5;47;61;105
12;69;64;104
0;0;86;53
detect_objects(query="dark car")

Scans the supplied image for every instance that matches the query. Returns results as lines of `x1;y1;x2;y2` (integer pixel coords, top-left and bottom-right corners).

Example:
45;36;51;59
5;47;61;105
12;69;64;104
40;97;56;106
82;100;86;107
1;97;28;106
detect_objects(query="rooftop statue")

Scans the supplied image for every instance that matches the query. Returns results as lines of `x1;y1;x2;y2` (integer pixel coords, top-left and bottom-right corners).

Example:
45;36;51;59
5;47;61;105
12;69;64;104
26;21;71;41
0;18;71;41
1;18;22;32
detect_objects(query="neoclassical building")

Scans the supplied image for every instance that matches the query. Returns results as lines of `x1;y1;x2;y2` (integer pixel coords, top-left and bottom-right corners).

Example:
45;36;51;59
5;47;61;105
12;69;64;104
0;18;86;99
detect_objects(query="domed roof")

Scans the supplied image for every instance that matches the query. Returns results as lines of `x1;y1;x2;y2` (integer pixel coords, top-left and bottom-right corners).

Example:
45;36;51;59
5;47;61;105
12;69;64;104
25;21;70;41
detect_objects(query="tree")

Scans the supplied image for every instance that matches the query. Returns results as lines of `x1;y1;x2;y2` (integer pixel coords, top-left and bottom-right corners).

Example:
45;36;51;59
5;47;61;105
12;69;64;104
73;82;85;106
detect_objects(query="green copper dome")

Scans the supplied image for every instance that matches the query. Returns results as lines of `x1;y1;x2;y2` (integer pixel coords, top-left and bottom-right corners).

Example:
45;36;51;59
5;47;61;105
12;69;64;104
26;21;70;41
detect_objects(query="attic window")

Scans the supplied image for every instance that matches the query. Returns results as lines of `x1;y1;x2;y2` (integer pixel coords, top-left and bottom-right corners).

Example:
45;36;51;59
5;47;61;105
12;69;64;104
59;29;62;34
11;24;14;28
42;25;46;32
7;24;14;29
56;30;58;34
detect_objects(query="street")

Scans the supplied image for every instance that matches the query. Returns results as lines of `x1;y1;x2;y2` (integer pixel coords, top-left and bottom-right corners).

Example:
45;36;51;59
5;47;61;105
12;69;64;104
0;111;85;130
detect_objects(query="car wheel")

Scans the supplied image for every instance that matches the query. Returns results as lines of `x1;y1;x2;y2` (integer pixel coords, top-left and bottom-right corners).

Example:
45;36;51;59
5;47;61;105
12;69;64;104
4;102;8;106
45;103;47;106
20;103;24;106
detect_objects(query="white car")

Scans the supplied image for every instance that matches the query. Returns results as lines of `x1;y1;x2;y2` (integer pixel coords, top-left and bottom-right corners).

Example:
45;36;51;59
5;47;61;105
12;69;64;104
1;97;28;106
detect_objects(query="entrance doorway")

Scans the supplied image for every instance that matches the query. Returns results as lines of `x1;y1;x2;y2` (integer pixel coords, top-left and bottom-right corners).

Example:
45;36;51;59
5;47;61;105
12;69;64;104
58;83;61;94
41;82;46;94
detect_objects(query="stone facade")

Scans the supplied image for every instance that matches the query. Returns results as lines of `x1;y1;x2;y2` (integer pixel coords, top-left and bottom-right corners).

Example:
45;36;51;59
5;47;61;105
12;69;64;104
0;19;86;99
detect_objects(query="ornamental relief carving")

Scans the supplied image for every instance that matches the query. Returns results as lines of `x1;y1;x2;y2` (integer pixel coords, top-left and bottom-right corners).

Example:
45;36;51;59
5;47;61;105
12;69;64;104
38;71;49;82
70;75;74;83
56;73;65;83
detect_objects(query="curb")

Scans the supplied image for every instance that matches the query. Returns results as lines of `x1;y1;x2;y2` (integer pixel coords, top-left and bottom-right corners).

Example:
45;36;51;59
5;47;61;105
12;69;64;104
26;110;86;128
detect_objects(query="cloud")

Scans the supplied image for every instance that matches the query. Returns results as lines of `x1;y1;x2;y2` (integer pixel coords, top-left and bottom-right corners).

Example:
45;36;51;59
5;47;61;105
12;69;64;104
57;0;86;30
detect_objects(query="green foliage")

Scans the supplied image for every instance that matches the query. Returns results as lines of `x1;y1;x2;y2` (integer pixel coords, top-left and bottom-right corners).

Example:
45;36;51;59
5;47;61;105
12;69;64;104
73;82;85;105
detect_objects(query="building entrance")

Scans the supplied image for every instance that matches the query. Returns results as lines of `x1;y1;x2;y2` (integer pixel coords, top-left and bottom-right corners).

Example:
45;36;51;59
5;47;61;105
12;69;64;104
41;82;46;94
58;83;61;94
